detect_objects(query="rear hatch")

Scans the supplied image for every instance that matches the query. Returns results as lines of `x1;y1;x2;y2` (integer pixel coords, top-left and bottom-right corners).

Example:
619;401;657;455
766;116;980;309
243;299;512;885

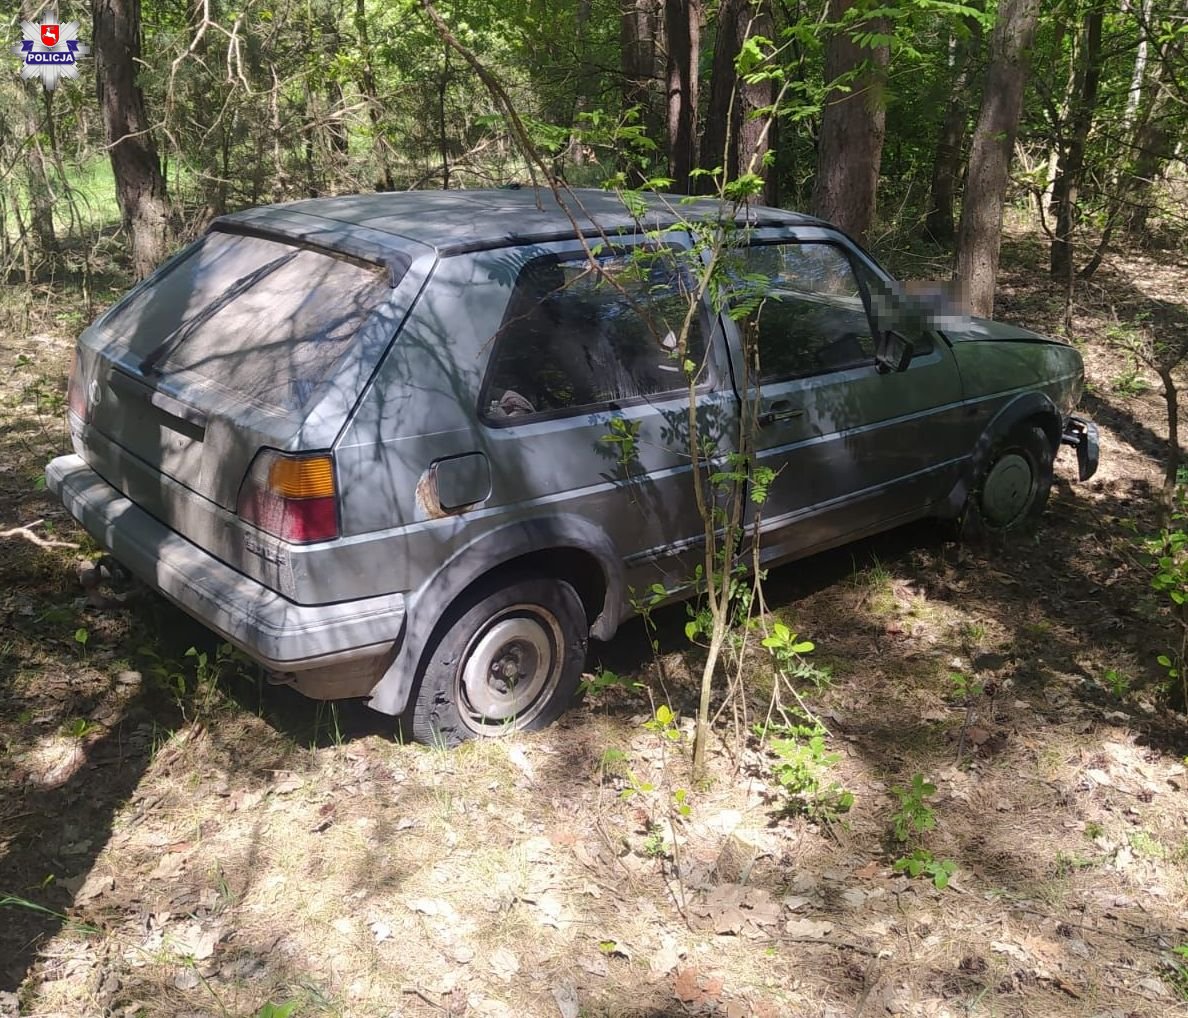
71;219;429;599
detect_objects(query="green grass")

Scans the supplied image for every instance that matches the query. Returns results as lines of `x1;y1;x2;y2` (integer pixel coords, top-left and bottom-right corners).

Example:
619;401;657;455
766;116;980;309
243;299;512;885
7;153;203;242
59;156;122;230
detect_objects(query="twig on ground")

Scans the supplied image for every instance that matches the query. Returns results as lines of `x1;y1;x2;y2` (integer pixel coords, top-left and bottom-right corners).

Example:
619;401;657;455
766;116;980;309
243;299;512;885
0;519;77;549
401;986;446;1012
780;934;880;956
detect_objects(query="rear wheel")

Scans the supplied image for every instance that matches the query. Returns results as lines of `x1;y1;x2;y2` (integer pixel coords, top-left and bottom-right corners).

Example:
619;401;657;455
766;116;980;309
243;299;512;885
963;424;1055;537
409;575;587;746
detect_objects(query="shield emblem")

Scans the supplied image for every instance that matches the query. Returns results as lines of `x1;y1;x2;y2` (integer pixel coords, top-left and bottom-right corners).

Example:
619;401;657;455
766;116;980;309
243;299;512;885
41;24;59;46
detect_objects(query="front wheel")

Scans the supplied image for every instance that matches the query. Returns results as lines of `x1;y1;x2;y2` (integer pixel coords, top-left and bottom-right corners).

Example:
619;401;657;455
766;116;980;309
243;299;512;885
962;424;1055;537
409;575;587;746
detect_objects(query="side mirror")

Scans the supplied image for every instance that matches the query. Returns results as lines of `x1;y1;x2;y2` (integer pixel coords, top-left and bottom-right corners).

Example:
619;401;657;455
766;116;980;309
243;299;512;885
876;330;913;373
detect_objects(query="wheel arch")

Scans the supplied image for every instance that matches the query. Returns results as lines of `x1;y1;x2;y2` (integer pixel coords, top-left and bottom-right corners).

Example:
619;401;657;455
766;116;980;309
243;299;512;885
940;391;1062;519
367;515;622;716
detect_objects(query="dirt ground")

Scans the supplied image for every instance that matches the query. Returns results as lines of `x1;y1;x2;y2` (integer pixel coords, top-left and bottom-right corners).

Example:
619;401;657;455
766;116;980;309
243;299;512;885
1;230;1187;1018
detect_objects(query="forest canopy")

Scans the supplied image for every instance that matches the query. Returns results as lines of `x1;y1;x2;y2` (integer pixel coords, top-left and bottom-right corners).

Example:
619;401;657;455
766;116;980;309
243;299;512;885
2;0;1186;315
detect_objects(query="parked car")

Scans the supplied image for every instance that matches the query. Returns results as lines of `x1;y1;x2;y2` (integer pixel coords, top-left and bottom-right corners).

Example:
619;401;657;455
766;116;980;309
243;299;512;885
47;188;1098;743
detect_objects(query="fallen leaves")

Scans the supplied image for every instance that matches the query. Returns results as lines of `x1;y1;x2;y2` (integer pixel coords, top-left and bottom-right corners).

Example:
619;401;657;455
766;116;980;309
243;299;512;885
61;870;114;903
689;883;781;937
407;897;457;920
487;946;520;982
169;921;223;961
270;772;304;795
148;850;188;881
647;936;684;980
784;917;835;938
673;966;723;1005
551;980;579;1018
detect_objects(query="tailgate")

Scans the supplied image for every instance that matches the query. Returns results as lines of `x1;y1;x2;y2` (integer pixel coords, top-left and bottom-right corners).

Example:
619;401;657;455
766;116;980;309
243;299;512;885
68;218;432;599
84;230;393;509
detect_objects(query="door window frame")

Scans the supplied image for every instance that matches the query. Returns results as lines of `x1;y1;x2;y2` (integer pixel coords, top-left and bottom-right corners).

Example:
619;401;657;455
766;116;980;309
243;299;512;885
723;230;884;386
477;233;724;428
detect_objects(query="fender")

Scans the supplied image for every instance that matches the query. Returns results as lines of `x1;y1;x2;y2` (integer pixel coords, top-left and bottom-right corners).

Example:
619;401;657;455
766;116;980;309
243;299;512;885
939;390;1062;518
366;513;625;715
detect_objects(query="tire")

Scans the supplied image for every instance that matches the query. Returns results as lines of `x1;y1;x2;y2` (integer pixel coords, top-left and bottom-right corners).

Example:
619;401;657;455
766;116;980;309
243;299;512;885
962;424;1055;538
408;574;588;746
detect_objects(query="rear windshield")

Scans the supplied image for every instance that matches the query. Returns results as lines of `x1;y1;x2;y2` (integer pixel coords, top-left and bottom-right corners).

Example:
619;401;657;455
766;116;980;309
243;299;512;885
99;231;392;413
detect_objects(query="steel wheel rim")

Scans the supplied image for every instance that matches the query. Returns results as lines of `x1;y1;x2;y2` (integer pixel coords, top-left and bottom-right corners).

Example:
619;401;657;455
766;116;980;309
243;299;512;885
456;604;563;735
981;451;1035;528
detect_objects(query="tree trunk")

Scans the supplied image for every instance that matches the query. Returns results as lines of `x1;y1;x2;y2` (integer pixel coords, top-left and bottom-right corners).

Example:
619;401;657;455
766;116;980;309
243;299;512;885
94;0;170;279
1081;3;1167;277
699;0;775;201
1049;10;1102;281
698;0;737;188
560;0;597;175
18;3;56;270
1160;365;1179;510
811;0;890;243
1123;0;1152;130
954;0;1041;318
355;0;394;191
737;0;775;202
621;0;660;181
1125;100;1175;239
925;23;980;243
665;0;701;192
439;41;451;189
22;86;57;269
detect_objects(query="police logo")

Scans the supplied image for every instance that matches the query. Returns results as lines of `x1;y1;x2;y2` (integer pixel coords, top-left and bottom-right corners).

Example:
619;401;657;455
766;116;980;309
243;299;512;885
13;16;89;90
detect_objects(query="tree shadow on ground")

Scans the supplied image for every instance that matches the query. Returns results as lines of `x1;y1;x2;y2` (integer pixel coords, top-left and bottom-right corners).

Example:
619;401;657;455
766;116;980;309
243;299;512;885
0;690;160;991
1081;388;1174;465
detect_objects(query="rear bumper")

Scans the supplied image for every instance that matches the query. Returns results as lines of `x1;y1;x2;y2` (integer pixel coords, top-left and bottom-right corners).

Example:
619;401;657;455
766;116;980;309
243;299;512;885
46;454;405;684
1060;415;1099;481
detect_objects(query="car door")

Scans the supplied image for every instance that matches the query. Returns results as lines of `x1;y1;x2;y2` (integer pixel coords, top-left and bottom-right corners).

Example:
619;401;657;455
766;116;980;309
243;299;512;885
724;227;967;565
471;236;737;600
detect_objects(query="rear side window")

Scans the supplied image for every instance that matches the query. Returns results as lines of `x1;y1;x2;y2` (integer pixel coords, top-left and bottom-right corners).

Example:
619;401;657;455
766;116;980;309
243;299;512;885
481;251;705;421
100;231;392;413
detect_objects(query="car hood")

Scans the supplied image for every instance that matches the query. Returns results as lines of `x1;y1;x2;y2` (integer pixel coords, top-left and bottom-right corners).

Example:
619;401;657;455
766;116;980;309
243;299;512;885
941;315;1068;347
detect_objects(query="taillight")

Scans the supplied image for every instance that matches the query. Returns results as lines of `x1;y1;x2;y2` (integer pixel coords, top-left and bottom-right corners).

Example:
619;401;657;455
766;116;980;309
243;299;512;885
67;350;88;423
237;451;339;543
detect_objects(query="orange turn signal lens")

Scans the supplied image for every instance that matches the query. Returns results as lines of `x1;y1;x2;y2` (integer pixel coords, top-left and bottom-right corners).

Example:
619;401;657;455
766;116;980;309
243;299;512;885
267;455;336;499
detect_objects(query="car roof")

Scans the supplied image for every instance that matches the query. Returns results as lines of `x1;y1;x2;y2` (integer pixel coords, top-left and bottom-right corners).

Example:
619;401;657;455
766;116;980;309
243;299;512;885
215;187;828;258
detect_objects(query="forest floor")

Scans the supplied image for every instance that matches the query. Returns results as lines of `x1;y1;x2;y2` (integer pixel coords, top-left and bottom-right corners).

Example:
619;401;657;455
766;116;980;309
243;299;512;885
1;227;1188;1018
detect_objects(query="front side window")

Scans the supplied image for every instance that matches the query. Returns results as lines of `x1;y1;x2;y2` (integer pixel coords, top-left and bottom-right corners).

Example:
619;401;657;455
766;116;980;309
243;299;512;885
733;242;875;382
482;250;705;421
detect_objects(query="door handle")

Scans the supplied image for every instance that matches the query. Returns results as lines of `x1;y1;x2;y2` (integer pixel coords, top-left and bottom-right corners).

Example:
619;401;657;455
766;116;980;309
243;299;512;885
758;400;804;426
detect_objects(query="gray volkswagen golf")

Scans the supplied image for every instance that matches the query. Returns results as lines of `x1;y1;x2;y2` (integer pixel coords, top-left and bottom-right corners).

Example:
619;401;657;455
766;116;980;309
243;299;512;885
47;189;1098;743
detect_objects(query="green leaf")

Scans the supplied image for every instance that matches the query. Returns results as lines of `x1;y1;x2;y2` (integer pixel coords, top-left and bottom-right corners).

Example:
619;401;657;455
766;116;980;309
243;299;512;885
734;36;767;76
655;704;674;726
256;1003;299;1018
